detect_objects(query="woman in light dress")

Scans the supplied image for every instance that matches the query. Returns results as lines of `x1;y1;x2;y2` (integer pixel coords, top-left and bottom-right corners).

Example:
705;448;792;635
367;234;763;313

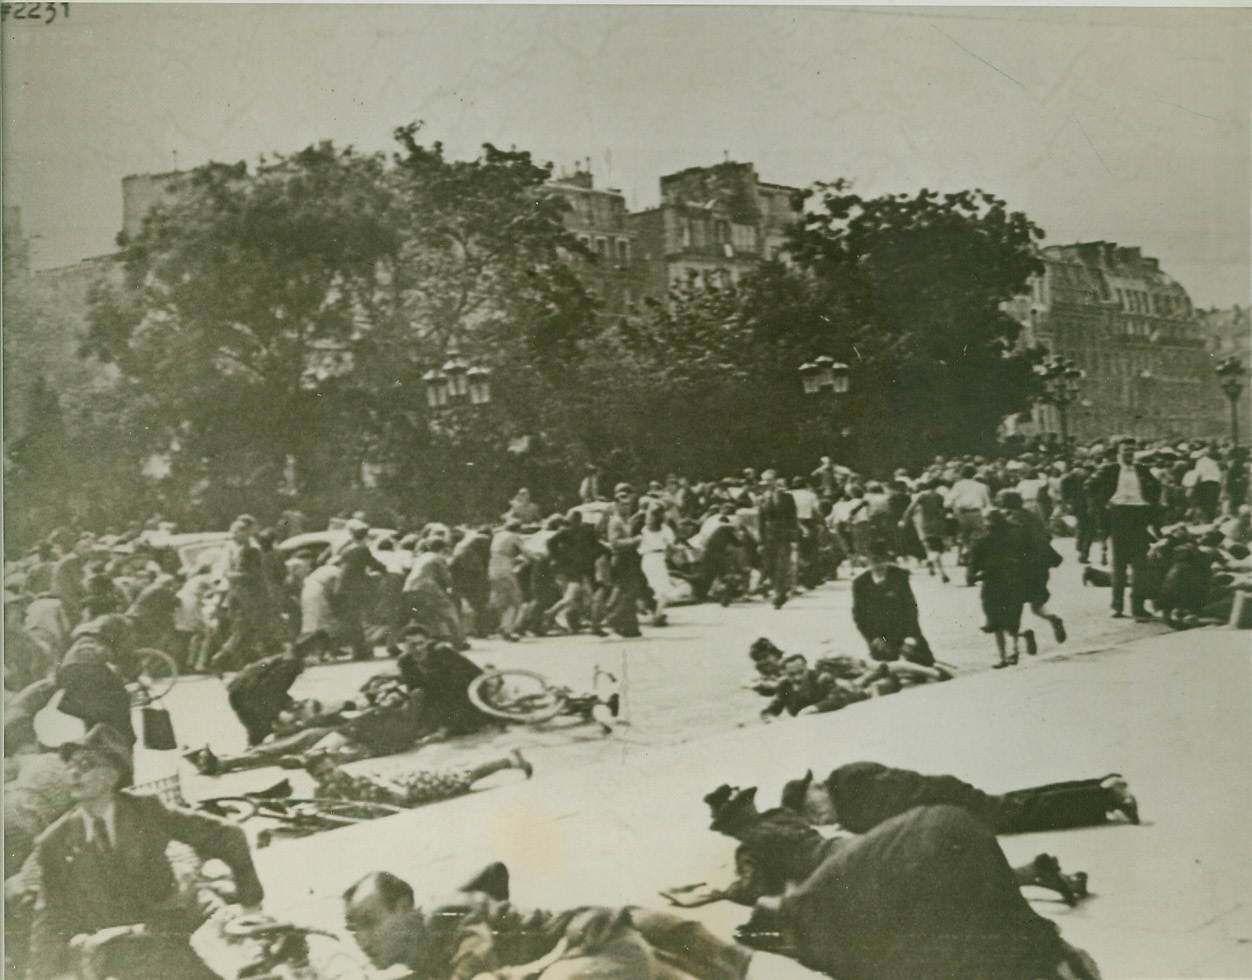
489;519;527;641
639;504;677;626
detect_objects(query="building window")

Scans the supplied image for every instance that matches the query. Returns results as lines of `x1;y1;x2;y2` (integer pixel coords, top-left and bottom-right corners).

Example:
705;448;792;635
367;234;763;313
617;239;629;266
596;237;608;258
731;223;758;251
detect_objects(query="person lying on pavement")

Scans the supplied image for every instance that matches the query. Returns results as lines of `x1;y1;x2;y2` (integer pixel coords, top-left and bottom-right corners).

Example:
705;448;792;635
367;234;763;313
780;760;1140;835
343;864;751;980
663;785;1088;910
303;747;532;808
739;804;1102;980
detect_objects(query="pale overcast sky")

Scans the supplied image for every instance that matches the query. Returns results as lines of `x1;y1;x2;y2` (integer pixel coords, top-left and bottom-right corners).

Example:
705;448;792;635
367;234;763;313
3;4;1249;306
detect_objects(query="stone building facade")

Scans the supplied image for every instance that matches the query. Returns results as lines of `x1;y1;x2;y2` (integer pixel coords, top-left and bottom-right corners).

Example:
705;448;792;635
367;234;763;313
2;253;120;440
628;162;802;300
545;170;649;318
1009;242;1229;443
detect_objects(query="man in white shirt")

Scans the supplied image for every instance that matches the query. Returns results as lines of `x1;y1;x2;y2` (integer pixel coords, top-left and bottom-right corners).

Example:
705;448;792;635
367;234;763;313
945;465;992;566
790;476;823;589
1089;439;1161;619
1189;445;1223;522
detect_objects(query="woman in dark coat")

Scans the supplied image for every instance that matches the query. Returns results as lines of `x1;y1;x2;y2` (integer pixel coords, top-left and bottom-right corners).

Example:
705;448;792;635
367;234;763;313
966;508;1026;667
752;806;1101;980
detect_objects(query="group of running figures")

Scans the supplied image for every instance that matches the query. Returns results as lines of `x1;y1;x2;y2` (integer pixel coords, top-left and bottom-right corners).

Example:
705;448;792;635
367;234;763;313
6;432;1248;685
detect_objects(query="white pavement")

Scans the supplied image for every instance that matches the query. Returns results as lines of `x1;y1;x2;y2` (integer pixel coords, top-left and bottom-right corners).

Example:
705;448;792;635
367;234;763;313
243;626;1250;980
157;538;1183;799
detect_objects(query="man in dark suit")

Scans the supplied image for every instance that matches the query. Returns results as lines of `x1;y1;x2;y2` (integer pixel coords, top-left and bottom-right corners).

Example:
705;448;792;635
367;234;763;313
758;471;799;609
27;725;264;980
851;543;935;665
211;516;270;672
334;520;388;660
1087;437;1162;620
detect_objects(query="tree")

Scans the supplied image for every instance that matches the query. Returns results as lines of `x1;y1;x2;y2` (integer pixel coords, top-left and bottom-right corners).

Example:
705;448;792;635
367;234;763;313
353;129;599;520
82;130;599;527
786;182;1047;469
83;145;399;524
568;270;824;478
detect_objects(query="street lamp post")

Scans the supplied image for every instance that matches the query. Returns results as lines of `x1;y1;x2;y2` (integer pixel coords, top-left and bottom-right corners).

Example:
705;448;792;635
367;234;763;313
422;348;491;409
799;357;851;448
1215;357;1247;445
1034;354;1085;447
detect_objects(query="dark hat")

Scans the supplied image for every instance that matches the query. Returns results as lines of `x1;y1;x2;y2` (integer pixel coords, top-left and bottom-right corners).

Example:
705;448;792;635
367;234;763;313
749;637;784;661
706;785;759;833
995;489;1024;510
59;724;133;787
703;784;735;810
779;770;815;813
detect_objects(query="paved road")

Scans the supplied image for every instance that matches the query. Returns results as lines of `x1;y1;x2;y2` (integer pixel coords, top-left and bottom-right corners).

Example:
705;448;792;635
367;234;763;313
252;627;1250;980
126;542;1251;979
147;538;1174;797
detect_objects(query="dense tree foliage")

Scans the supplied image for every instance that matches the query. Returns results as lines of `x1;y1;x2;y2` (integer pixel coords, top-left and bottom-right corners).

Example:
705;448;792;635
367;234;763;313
80;130;595;527
784;182;1047;469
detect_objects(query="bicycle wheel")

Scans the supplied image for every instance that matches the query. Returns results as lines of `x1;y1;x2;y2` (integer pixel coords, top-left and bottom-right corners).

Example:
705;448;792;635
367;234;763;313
468;669;567;724
276;798;408;826
130;647;179;704
197;797;259;822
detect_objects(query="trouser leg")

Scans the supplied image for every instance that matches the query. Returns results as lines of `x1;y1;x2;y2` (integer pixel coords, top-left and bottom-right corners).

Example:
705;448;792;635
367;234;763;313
993;779;1113;833
217;727;334;771
1108;521;1131;613
1075;514;1094;561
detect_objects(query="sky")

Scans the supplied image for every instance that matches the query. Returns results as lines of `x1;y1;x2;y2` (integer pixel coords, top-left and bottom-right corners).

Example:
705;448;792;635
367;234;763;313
3;3;1250;307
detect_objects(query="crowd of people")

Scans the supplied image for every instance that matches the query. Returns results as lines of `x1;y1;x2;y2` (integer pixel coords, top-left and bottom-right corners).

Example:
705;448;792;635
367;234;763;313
2;432;1249;980
5;436;1249;683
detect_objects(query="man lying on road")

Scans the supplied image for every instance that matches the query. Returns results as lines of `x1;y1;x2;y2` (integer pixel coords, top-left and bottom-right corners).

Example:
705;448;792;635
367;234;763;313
343;864;751;980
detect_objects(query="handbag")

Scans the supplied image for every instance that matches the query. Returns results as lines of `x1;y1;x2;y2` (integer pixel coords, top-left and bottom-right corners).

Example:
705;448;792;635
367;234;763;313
141;703;178;751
